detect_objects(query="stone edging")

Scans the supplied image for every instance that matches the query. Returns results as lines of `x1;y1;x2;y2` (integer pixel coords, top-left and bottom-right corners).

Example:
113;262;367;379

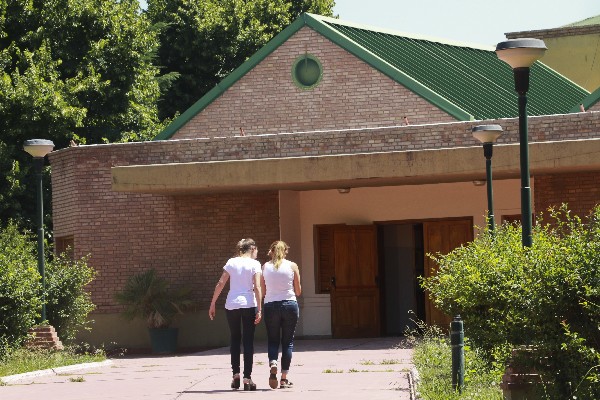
1;359;113;384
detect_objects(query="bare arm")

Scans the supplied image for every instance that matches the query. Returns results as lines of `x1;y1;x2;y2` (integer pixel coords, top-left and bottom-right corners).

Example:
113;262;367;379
253;271;263;325
260;265;267;301
209;271;229;320
291;263;302;297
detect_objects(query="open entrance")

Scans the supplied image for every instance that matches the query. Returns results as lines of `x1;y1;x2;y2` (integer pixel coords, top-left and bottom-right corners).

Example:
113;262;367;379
378;218;473;335
316;218;472;338
378;223;425;335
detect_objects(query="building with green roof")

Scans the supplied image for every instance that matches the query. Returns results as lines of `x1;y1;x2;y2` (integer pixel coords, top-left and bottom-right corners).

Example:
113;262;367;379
48;13;600;349
156;13;588;140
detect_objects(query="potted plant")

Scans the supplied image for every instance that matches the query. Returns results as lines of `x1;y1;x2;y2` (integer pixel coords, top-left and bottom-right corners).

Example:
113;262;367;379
114;269;192;354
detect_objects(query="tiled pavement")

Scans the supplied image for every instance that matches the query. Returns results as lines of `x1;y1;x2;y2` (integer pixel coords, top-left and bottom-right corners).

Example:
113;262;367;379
1;337;415;400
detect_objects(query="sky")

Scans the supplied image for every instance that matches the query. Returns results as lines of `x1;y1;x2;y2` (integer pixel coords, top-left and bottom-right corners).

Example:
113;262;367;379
332;0;600;47
138;1;600;48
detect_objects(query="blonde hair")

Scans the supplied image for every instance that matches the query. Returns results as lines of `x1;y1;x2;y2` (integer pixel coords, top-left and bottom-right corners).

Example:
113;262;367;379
268;241;289;269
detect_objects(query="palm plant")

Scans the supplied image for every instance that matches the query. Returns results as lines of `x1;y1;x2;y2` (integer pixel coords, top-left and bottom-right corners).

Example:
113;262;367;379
114;269;192;329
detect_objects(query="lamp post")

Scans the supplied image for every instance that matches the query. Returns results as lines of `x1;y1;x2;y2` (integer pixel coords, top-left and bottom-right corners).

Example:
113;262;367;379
495;38;546;247
23;139;55;323
472;124;503;233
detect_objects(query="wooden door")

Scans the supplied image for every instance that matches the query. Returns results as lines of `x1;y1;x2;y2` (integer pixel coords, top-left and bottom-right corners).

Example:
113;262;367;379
331;225;380;338
423;219;473;327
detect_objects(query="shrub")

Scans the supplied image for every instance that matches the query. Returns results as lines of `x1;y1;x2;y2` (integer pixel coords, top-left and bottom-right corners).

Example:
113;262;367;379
422;204;600;399
114;269;192;329
0;222;41;358
45;251;96;342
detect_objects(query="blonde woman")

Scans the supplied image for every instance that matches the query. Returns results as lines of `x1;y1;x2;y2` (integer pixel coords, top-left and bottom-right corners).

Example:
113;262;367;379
209;238;262;391
261;241;302;389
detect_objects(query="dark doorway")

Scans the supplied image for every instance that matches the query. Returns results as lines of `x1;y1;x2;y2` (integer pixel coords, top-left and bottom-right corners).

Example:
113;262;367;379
378;223;425;335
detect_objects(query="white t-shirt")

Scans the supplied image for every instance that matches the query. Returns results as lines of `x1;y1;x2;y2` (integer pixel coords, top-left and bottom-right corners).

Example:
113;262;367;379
224;256;262;310
263;259;297;303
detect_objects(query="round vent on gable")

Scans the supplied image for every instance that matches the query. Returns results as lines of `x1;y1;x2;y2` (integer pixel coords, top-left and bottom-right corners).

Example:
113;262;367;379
292;54;322;89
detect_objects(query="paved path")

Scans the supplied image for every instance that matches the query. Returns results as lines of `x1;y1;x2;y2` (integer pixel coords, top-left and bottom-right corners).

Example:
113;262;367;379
1;338;415;400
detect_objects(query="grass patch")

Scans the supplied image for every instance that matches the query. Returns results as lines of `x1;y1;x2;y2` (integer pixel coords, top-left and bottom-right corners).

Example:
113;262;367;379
380;359;400;365
0;346;105;377
413;337;503;400
322;369;344;373
360;360;375;365
69;376;85;382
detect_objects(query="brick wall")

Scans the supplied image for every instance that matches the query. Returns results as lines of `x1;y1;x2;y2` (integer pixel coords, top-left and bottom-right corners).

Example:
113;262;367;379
173;27;454;139
51;145;279;313
535;171;600;218
55;111;600;165
49;111;600;313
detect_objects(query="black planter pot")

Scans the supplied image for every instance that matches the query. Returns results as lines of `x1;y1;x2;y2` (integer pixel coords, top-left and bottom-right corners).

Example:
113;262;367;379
148;327;179;354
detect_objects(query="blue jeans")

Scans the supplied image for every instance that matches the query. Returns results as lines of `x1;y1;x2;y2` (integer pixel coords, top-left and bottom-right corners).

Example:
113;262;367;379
226;307;257;378
264;300;299;372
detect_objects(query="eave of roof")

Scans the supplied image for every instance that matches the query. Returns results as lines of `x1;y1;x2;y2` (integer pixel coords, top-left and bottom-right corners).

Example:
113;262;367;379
563;14;600;27
572;85;600;112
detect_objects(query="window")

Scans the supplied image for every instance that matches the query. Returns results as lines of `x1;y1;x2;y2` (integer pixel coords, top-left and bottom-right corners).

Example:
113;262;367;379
55;235;74;260
292;54;323;89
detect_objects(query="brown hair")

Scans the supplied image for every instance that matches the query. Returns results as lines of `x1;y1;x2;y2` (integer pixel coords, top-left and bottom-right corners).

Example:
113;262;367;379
237;238;256;255
268;241;289;269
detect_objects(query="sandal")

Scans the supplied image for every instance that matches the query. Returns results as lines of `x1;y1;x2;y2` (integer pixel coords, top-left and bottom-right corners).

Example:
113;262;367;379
269;362;278;389
243;378;257;391
231;374;240;390
279;379;294;389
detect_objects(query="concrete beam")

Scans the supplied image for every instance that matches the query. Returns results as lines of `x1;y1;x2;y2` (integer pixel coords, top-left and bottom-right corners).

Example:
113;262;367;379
111;138;600;194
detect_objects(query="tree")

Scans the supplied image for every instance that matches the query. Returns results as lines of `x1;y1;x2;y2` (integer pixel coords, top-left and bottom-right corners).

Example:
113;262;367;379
146;0;336;120
0;0;165;230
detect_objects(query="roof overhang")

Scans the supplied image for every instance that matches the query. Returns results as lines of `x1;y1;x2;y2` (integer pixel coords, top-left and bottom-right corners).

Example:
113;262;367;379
112;138;600;195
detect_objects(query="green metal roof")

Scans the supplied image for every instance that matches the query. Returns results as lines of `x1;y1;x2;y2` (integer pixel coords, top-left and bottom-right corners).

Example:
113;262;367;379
563;15;600;27
572;85;600;112
155;13;589;140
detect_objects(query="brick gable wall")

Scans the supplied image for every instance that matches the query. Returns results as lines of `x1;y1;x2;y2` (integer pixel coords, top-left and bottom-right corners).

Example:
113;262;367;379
173;27;454;139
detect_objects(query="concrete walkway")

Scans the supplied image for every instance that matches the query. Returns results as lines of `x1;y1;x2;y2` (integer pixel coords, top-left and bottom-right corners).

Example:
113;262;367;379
1;337;415;400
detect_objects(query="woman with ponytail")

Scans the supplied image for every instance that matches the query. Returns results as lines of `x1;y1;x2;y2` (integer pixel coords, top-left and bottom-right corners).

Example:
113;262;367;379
261;240;302;389
209;238;262;391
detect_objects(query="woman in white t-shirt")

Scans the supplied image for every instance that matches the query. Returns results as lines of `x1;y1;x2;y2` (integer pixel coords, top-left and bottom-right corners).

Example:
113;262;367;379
261;240;302;389
209;238;262;391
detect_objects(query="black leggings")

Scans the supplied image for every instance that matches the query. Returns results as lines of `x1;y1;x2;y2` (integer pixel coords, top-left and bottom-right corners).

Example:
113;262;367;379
226;307;257;378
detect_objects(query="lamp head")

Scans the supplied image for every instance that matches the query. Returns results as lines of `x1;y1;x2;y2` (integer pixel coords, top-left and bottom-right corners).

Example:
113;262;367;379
472;124;503;144
496;38;547;69
23;139;55;158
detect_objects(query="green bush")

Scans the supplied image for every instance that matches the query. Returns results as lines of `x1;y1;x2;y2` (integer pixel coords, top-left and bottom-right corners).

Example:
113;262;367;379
45;251;96;342
0;222;97;358
0;222;41;358
422;204;600;399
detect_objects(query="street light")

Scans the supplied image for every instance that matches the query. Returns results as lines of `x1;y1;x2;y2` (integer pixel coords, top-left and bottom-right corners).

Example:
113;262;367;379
472;124;503;233
23;139;55;322
496;38;546;247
